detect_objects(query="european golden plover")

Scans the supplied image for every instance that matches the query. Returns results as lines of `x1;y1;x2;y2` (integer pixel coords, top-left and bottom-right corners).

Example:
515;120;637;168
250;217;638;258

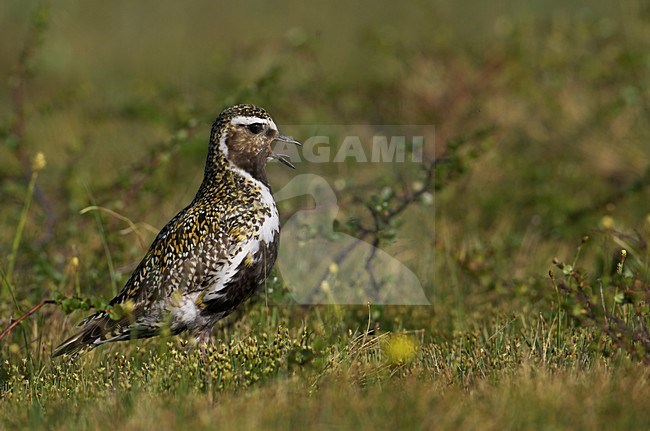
53;104;300;357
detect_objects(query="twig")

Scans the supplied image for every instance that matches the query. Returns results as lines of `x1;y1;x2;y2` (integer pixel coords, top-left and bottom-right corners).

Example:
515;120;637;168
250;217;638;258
304;232;369;304
0;299;56;343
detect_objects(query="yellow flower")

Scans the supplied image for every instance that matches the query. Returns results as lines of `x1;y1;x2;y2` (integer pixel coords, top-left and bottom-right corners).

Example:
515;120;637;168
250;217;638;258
32;152;47;172
600;215;615;229
384;334;418;364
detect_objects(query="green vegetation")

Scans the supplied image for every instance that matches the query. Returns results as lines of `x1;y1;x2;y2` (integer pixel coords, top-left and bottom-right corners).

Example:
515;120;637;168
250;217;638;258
1;1;649;429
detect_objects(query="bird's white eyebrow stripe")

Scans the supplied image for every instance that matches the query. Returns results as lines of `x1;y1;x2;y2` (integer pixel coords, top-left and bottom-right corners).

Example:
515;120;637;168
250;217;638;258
231;116;267;126
231;116;277;131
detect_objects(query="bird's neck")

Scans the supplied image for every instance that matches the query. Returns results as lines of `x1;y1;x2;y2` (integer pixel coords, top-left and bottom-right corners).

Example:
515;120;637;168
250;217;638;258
198;151;271;198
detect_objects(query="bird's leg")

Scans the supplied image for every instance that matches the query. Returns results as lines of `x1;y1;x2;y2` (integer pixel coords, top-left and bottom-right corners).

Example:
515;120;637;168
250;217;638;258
194;327;214;360
194;327;216;383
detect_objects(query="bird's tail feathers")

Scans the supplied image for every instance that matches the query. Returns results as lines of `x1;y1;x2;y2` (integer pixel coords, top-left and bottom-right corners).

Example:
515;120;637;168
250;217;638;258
52;313;118;358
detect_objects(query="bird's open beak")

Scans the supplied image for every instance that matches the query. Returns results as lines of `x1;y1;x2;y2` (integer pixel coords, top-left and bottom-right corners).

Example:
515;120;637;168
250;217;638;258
269;134;302;169
268;152;296;169
275;134;302;147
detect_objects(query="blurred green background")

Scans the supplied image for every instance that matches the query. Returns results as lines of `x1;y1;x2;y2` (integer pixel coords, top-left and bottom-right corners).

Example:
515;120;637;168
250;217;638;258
1;1;649;429
1;0;649;350
1;0;649;345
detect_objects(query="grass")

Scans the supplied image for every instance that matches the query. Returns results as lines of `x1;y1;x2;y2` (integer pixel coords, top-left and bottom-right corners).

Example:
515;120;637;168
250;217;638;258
1;1;650;429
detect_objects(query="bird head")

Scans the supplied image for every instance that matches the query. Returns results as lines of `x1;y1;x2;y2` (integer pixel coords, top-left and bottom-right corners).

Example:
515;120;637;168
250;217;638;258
208;104;301;179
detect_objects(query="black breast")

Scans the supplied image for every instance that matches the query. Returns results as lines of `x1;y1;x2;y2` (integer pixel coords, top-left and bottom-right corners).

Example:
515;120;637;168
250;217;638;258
201;231;280;317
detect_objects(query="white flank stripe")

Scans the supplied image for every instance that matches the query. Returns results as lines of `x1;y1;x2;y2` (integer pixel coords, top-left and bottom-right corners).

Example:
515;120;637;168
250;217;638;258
229;166;279;245
202;166;279;302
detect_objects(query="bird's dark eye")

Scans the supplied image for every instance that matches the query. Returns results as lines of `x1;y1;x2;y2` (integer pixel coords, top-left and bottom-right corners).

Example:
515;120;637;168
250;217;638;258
246;123;265;134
